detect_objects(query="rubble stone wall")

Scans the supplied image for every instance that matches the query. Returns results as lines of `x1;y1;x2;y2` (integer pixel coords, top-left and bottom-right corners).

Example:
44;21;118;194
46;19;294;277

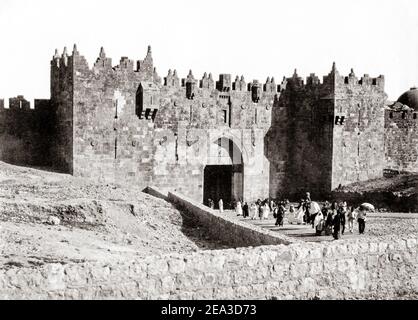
0;236;416;299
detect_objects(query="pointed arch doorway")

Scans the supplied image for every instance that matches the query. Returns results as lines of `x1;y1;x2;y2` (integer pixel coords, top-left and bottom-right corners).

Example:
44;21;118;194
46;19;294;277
203;137;244;209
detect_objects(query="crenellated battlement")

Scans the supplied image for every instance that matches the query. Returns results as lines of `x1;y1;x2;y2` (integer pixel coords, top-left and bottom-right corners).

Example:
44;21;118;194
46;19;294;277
0;96;52;114
4;43;416;204
281;63;385;93
343;69;385;88
52;45;385;102
385;103;418;123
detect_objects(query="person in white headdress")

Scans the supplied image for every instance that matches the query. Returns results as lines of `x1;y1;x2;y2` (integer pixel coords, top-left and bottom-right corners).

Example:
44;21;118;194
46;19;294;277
314;210;324;235
292;200;305;224
251;202;258;220
263;202;270;219
235;200;243;216
218;199;224;213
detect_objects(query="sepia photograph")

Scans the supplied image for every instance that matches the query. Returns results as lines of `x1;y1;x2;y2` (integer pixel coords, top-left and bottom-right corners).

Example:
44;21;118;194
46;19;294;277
0;0;417;308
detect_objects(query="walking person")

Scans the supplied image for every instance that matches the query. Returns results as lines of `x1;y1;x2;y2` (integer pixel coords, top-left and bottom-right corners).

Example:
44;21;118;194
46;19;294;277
327;201;338;237
314;210;325;235
251;202;258;220
275;201;286;227
258;202;264;220
304;192;312;224
332;208;343;240
243;202;249;218
338;202;347;235
236;200;243;217
325;209;333;236
218;199;224;214
357;207;367;234
304;201;311;225
347;206;356;233
263;202;270;220
269;200;274;212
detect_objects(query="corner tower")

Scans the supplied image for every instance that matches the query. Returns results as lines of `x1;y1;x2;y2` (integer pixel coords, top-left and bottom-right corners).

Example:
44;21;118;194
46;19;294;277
331;66;387;189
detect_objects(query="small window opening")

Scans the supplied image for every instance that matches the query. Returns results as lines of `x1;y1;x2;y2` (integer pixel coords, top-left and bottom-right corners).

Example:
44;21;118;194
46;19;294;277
335;116;340;125
135;85;144;119
222;110;227;123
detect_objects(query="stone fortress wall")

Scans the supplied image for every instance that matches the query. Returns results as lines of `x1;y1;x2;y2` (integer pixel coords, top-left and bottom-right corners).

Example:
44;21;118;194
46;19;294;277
66;45;273;203
0;45;417;203
0;96;53;166
384;105;418;173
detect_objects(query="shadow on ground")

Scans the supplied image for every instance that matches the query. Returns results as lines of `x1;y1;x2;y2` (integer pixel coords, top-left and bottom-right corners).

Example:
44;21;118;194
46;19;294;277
171;203;235;251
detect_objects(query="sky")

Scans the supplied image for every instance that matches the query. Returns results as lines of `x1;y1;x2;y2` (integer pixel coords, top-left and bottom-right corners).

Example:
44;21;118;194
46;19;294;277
0;0;417;102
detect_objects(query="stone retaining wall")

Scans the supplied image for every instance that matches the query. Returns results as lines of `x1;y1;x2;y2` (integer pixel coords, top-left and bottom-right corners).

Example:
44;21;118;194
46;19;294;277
0;236;416;299
143;186;169;201
167;190;296;247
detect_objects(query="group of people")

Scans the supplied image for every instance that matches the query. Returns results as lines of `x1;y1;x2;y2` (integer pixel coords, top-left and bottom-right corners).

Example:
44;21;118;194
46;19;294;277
234;198;291;227
295;193;369;239
208;191;370;240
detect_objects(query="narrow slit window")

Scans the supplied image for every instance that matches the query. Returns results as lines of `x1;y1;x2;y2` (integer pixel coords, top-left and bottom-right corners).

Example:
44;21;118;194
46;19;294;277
135;84;144;119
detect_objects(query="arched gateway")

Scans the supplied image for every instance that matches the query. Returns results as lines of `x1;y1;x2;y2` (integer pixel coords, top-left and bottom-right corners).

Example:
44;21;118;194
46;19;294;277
203;136;245;209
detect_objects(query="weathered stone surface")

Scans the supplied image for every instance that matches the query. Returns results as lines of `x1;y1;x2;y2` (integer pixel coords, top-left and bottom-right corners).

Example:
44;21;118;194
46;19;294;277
166;189;295;247
3;47;415;204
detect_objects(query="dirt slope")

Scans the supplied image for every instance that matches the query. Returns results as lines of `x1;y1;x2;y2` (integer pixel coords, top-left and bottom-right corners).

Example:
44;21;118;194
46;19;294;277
0;162;205;268
337;173;418;196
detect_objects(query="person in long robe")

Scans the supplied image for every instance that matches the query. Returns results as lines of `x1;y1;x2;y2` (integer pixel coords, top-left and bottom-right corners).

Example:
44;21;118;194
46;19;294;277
293;204;305;224
251;203;258;220
270;200;276;214
357;208;367;234
236;200;243;216
325;201;337;236
263;202;270;219
314;211;324;235
259;202;264;220
338;202;347;235
309;202;321;229
242;202;249;218
275;202;286;227
332;210;344;240
304;201;311;225
218;199;224;213
347;206;356;233
325;211;333;236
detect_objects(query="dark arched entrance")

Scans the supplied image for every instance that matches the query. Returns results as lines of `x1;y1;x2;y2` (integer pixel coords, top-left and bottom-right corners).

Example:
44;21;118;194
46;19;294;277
203;137;244;209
